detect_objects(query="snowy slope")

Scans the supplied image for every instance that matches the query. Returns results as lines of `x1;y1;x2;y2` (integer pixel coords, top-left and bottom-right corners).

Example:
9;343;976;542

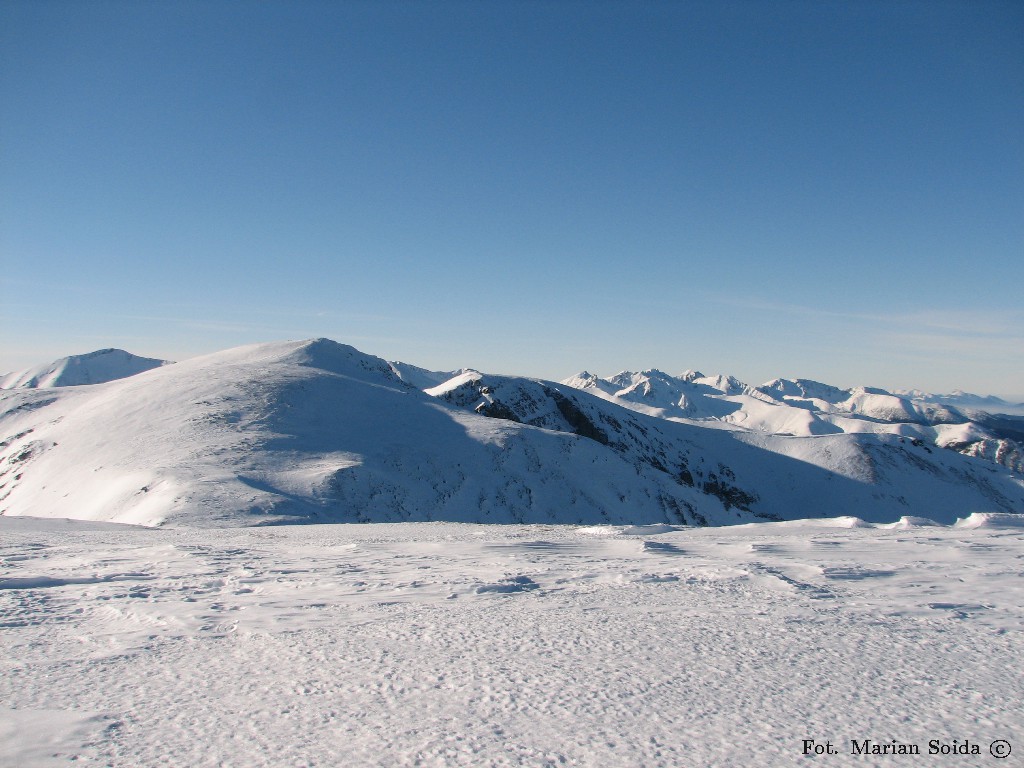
424;368;1024;524
0;348;171;389
0;340;720;527
387;360;466;390
1;338;1022;528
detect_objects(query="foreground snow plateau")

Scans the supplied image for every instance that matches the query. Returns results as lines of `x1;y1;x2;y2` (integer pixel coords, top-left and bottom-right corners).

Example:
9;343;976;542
2;515;1022;767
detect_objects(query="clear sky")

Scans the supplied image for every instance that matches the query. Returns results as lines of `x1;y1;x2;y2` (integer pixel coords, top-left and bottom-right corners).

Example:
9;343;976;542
2;0;1022;396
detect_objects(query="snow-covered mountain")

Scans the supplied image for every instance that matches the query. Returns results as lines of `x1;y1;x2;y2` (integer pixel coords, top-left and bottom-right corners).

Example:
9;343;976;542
563;369;1024;474
387;360;467;390
896;388;1024;414
2;338;1021;528
0;348;171;389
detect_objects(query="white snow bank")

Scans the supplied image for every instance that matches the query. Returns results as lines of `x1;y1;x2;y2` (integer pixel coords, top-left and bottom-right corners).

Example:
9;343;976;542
619;523;682;535
820;516;873;528
877;516;943;530
575;524;681;536
576;525;619;535
954;512;1024;529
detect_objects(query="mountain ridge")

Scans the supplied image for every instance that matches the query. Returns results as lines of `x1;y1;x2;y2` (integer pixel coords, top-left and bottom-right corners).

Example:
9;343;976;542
2;338;1020;528
562;368;1024;474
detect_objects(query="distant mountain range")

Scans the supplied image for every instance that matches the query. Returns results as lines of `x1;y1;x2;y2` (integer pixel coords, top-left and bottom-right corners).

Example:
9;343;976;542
894;388;1024;412
1;339;1021;527
561;369;1024;475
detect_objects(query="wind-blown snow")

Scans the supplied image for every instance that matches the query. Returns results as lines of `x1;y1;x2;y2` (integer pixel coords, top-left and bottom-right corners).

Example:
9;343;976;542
1;515;1021;766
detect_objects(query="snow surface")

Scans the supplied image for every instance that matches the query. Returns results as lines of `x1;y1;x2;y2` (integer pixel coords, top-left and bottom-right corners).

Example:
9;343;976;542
2;515;1021;766
0;349;171;389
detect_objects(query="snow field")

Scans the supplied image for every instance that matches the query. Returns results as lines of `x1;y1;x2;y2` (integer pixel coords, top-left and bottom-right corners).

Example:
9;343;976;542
2;516;1022;766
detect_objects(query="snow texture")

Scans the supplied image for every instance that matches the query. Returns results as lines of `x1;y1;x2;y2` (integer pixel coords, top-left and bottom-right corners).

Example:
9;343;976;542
1;515;1021;766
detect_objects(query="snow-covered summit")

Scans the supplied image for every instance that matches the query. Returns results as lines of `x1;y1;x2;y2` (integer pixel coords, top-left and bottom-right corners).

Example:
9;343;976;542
758;377;848;404
0;339;724;527
2;338;1022;528
0;348;171;389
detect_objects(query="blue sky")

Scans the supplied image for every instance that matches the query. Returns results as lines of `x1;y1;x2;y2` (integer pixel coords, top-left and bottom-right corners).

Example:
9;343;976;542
2;1;1022;396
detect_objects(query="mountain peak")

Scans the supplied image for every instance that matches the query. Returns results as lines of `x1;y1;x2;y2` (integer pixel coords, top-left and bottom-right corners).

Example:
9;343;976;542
0;348;172;389
2;338;1023;528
